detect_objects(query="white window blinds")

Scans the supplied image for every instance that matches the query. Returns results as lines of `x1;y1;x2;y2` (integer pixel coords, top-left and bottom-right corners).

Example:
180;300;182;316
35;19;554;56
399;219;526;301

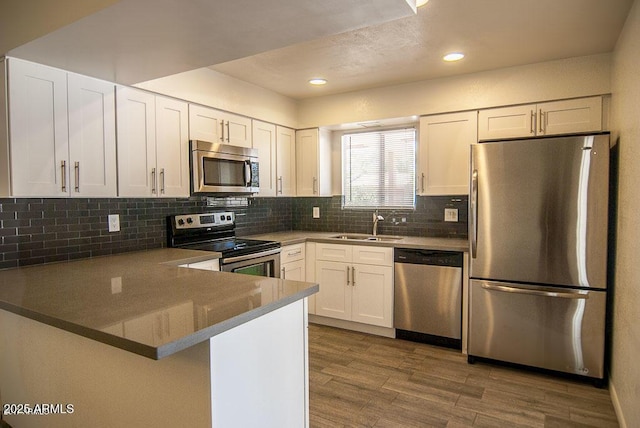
342;127;416;209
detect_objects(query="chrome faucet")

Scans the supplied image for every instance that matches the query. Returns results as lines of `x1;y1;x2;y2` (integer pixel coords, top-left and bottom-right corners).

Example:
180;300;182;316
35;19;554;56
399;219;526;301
372;211;384;236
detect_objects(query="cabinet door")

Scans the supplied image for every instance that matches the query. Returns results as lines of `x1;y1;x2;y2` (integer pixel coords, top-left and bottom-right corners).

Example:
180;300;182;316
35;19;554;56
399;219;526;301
252;120;277;197
116;87;157;197
295;129;319;196
276;126;296;196
221;111;252;148
67;73;117;197
156;96;189;197
315;243;352;263
352;246;393;266
282;259;305;281
8;58;69;196
188;104;222;143
351;264;393;327
418;112;477;195
478;104;535;141
538;97;602;136
315;261;351;320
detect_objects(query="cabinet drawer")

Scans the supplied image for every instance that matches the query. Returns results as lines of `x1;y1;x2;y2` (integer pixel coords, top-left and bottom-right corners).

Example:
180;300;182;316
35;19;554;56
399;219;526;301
281;243;305;264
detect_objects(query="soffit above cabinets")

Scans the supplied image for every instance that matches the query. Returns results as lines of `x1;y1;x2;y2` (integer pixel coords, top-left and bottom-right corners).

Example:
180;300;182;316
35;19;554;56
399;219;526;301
4;0;417;85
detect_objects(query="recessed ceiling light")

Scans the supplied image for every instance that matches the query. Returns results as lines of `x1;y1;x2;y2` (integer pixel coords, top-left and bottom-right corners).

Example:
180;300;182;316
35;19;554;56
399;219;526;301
416;0;429;7
443;52;465;62
309;78;327;85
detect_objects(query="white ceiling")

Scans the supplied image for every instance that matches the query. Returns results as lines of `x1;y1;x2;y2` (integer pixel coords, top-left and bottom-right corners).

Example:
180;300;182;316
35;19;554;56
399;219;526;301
211;0;634;100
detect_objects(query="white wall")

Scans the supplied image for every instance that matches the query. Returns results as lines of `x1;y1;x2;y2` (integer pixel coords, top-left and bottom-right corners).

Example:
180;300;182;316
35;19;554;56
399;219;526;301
298;53;612;128
609;1;640;427
135;67;299;129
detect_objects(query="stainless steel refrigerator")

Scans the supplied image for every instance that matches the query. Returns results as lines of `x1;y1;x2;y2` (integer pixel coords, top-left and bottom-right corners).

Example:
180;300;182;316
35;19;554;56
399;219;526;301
468;133;609;382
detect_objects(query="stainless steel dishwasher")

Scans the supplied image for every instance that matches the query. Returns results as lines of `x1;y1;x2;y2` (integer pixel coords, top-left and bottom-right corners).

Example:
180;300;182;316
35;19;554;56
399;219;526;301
394;248;463;348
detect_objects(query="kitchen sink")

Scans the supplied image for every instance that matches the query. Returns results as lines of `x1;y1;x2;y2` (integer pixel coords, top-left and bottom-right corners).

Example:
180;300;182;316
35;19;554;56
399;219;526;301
330;234;404;242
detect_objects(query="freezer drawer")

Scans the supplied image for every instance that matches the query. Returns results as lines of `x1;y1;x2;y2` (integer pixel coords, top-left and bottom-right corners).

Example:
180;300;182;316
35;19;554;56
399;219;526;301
468;280;606;379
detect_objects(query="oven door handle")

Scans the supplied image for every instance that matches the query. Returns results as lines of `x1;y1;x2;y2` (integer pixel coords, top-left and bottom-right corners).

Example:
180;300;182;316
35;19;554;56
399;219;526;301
221;248;281;264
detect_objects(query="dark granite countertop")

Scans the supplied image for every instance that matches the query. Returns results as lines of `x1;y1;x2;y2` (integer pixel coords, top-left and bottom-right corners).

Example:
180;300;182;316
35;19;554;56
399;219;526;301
244;231;469;252
0;248;318;360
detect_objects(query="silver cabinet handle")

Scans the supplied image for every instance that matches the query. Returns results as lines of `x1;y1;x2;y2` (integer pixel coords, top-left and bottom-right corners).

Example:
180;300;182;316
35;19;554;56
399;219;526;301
287;249;302;257
530;110;536;134
220;120;225;142
351;266;355;286
481;282;589;299
74;161;80;192
160;168;165;194
281;267;286;279
312;177;317;194
471;169;478;258
151;167;157;194
421;173;425;193
278;176;283;194
539;108;545;134
60;160;67;192
226;122;230;142
346;266;350;285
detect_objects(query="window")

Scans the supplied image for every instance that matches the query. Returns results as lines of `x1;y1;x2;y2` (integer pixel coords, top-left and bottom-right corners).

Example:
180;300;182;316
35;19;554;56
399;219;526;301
342;127;416;209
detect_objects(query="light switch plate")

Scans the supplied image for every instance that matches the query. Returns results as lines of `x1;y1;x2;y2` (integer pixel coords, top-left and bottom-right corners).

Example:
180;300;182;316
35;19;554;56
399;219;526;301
444;208;458;222
312;207;320;219
108;214;120;232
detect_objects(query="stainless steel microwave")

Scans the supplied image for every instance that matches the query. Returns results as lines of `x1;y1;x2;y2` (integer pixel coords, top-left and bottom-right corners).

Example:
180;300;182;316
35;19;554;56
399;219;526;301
190;140;259;195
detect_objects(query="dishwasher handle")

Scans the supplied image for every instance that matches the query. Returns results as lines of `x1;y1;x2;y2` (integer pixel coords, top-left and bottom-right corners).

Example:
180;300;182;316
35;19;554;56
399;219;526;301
394;248;463;267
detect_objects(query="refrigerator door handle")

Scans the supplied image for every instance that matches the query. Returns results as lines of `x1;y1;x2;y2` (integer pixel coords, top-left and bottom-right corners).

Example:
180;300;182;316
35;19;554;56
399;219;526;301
481;282;590;299
471;169;478;258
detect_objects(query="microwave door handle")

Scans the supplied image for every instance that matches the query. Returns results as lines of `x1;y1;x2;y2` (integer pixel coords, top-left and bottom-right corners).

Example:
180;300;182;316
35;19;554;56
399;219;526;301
245;160;252;186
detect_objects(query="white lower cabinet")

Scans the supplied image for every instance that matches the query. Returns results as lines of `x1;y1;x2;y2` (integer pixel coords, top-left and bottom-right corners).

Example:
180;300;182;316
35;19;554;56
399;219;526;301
280;243;306;280
314;243;393;328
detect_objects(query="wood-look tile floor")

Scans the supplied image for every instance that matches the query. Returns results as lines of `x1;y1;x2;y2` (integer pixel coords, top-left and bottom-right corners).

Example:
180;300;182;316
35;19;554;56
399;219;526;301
308;324;619;428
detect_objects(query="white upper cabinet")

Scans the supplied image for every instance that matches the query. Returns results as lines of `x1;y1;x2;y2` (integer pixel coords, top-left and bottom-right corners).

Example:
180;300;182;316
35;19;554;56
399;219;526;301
6;58;116;197
252;120;277;197
155;96;190;197
117;87;189;197
296;128;331;196
67;73;117;197
478;96;602;141
188;104;252;148
276;126;296;197
418;111;477;196
117;87;157;197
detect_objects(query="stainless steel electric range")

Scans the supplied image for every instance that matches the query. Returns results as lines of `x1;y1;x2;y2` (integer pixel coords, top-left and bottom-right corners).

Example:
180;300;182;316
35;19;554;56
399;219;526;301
167;212;281;277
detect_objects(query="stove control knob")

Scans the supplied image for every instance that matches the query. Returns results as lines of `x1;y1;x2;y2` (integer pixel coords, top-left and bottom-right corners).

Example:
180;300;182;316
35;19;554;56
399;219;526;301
186;217;193;224
226;215;232;221
177;219;185;226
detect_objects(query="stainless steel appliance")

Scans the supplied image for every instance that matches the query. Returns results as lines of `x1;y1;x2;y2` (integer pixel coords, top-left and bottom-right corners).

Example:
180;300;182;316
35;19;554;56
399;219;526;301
190;140;259;195
394;248;463;348
468;133;610;383
167;212;280;277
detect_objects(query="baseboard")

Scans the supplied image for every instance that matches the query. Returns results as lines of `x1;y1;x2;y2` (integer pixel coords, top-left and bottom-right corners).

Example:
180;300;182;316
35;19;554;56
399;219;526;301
308;315;395;338
609;379;628;428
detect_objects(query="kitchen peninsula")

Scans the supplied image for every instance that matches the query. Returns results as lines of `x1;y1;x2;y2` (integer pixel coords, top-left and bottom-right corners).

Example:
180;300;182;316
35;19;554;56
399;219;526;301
0;248;318;428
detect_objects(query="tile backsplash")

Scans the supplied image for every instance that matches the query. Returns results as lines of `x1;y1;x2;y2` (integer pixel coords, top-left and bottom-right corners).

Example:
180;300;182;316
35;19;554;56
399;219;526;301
0;195;466;268
292;196;468;239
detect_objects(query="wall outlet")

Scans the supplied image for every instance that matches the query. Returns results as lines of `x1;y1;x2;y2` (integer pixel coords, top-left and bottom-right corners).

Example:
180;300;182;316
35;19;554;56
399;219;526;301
312;207;320;219
108;214;120;232
444;208;458;222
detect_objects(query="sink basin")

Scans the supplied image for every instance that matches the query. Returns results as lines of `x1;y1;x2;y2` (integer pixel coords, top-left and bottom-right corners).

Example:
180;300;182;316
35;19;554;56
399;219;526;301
330;234;403;242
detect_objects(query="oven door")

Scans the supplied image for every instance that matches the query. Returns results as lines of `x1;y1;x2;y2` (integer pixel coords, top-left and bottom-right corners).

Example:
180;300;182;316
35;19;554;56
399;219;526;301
191;142;259;194
220;249;281;278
